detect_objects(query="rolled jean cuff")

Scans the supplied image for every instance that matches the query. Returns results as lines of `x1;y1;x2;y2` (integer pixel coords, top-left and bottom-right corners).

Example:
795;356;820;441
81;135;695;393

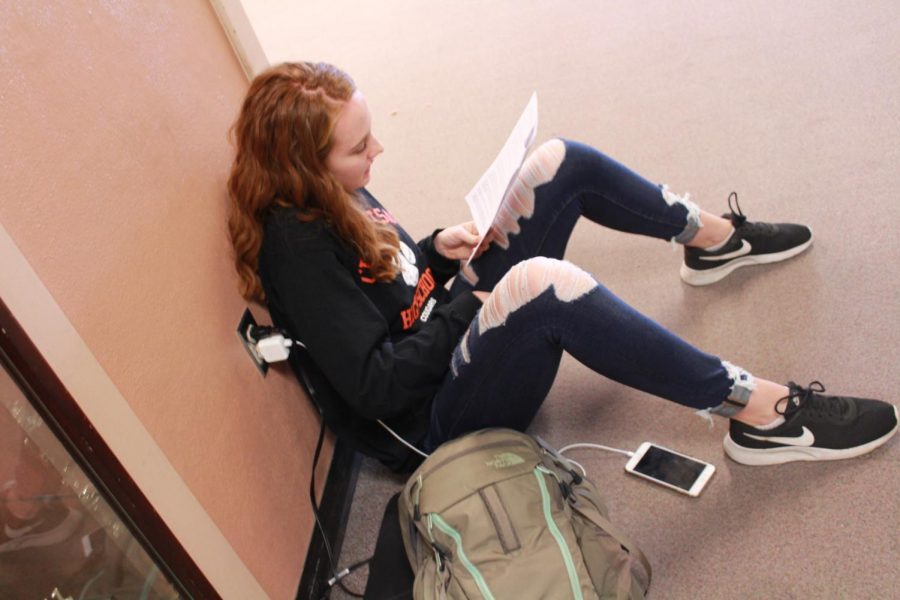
660;184;703;244
708;360;756;418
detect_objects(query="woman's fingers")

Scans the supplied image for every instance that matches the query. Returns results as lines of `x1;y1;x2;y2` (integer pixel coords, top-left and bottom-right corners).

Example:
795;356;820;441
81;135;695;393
436;221;494;260
449;224;479;249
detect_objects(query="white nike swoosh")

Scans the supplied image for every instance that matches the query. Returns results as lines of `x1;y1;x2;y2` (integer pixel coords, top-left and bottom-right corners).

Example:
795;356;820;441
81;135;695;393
744;426;815;447
698;239;752;261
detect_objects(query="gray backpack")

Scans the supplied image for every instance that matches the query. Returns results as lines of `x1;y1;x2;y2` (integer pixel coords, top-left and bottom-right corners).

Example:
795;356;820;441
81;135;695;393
398;428;651;599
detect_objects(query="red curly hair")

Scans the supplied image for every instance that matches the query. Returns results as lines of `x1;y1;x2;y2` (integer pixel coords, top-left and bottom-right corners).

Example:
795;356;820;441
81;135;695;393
227;62;399;301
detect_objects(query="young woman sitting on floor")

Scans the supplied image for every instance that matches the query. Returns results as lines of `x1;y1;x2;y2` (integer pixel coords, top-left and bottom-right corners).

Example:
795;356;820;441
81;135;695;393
227;62;897;472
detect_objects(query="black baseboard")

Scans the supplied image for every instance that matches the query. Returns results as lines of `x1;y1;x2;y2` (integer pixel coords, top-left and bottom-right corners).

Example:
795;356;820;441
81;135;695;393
296;438;361;600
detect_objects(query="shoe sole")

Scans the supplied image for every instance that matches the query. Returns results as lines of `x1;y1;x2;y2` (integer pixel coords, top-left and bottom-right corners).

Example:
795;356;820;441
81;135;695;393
723;405;899;466
680;235;813;286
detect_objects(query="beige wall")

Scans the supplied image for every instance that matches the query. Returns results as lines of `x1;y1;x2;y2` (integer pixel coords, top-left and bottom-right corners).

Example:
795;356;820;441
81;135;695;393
0;2;326;598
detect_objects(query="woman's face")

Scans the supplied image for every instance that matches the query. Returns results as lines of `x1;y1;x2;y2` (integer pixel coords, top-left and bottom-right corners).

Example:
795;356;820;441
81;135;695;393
325;90;384;192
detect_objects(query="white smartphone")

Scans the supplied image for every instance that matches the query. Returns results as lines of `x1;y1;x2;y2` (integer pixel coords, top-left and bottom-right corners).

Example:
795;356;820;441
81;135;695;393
624;442;716;497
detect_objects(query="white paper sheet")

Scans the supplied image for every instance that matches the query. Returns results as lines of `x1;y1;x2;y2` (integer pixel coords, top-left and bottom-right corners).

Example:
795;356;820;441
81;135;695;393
464;92;538;265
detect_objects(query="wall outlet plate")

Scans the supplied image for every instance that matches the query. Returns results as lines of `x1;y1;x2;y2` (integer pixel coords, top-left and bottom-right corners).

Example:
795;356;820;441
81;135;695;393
237;308;268;375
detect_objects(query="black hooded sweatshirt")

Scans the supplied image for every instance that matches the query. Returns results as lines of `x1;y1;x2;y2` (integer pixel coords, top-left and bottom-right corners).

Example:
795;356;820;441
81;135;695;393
258;190;482;471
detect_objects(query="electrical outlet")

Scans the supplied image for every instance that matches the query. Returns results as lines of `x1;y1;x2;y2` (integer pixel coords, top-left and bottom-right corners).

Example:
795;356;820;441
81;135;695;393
237;308;268;375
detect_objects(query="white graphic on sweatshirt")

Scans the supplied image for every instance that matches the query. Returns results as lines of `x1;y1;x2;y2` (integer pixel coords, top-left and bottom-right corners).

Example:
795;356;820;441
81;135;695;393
396;241;419;287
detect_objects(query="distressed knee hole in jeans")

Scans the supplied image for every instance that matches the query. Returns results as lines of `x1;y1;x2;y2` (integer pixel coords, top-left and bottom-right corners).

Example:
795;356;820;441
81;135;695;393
661;184;702;245
453;257;595;374
460;140;566;286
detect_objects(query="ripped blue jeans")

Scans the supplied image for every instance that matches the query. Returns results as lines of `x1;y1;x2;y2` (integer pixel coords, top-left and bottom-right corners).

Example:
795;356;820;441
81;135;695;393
423;139;754;451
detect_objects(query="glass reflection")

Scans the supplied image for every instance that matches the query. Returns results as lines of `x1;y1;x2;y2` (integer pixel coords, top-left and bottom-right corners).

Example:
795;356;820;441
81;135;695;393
0;365;181;599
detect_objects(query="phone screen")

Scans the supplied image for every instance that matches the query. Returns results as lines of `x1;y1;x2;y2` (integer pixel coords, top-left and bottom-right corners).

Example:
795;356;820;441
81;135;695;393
633;445;707;491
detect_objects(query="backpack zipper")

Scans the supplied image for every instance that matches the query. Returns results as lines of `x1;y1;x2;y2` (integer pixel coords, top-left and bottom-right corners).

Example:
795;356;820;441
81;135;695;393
535;467;583;600
428;513;496;600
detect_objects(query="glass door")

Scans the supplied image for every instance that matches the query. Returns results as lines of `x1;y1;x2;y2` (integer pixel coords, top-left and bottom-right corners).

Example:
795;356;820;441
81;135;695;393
0;363;182;599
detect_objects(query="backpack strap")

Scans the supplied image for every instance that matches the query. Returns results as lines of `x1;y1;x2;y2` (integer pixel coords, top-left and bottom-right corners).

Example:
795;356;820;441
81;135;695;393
570;488;653;595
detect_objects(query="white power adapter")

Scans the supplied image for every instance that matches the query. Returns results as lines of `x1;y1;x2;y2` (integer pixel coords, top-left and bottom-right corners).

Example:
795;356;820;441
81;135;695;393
256;334;293;362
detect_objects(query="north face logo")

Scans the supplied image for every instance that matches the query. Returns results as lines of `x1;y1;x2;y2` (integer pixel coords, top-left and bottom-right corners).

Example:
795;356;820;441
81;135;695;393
485;452;525;469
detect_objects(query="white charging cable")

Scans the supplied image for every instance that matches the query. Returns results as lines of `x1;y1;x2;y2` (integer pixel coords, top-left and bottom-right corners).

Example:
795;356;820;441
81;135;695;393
557;442;635;476
249;328;430;460
377;420;430;459
559;442;635;458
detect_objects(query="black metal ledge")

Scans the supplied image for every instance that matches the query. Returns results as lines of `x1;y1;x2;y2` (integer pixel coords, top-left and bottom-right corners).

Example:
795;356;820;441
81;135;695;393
295;439;362;600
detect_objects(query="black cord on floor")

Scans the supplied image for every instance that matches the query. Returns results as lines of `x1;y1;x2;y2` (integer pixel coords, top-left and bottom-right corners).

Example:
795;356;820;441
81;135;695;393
309;418;370;599
335;557;372;599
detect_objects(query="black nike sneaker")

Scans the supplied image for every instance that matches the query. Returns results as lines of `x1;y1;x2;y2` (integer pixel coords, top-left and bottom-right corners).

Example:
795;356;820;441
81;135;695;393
681;192;813;286
724;381;899;466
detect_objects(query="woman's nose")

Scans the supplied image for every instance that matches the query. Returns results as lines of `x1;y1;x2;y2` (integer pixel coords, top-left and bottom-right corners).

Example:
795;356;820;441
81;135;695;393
370;136;384;158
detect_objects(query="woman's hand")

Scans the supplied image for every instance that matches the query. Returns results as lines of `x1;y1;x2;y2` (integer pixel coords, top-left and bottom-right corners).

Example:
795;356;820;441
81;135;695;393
472;290;491;303
434;221;491;261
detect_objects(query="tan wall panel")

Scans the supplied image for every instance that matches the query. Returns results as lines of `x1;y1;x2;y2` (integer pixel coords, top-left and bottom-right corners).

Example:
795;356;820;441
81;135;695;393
0;2;328;598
